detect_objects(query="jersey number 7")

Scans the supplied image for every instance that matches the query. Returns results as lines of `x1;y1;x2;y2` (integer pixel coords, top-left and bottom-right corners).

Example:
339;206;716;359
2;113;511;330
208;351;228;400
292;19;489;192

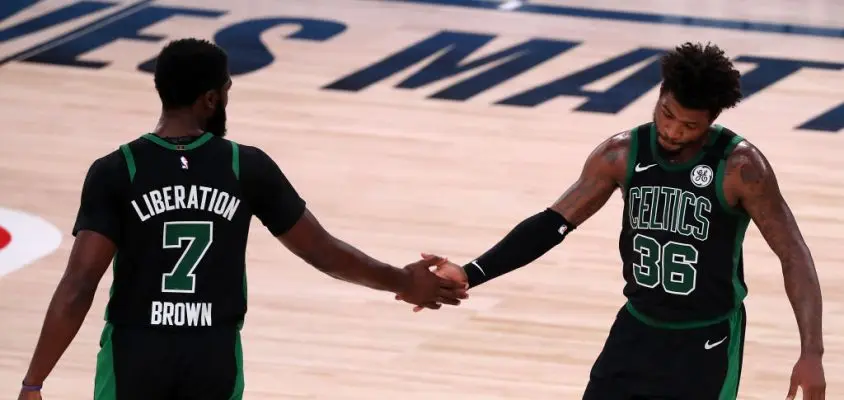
161;221;213;293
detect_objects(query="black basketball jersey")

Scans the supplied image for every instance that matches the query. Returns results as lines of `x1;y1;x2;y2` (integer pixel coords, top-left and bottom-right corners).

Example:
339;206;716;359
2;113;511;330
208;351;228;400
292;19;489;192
72;132;306;330
619;122;750;325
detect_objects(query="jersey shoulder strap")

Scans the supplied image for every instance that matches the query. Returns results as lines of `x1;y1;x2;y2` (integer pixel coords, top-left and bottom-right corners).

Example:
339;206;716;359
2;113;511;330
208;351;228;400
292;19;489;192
622;122;653;190
708;125;747;216
229;140;240;180
705;125;745;160
117;137;148;183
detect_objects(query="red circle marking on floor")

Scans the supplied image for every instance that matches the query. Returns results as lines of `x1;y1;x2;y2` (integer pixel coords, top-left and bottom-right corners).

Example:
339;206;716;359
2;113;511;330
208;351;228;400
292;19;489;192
0;225;11;250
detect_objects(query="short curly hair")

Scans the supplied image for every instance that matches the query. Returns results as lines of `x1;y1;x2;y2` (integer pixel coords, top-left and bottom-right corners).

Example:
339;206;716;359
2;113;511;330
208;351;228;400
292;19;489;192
153;38;229;110
660;42;742;119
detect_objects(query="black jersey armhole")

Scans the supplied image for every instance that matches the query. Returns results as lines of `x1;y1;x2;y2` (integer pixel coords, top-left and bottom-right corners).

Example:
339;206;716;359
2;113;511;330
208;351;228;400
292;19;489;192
714;128;746;216
622;126;642;191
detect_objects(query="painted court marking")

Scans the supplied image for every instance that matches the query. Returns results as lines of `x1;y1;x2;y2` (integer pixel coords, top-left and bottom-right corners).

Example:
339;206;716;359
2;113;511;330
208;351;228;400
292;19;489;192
0;207;62;277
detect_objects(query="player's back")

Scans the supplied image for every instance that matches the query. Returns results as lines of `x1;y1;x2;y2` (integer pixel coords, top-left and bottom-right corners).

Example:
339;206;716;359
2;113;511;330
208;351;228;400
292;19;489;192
104;133;252;330
618;122;750;325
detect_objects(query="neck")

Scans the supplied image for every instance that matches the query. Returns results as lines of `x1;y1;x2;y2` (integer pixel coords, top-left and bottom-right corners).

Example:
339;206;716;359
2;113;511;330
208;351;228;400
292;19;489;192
154;110;206;138
660;130;711;164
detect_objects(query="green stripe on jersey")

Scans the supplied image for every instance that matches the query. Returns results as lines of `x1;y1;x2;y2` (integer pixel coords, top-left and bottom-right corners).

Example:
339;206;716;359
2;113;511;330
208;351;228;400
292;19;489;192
715;134;746;216
231;142;240;180
119;144;136;182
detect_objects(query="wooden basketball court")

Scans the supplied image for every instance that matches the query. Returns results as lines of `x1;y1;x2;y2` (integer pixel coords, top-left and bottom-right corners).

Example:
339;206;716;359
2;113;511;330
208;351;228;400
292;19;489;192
1;0;843;398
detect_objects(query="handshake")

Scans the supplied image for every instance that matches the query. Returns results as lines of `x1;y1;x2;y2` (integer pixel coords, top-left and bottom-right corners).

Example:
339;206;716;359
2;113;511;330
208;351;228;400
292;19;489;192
394;253;470;312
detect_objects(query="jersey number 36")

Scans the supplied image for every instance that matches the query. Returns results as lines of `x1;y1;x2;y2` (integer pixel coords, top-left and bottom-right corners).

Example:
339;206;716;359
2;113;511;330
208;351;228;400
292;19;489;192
632;233;698;295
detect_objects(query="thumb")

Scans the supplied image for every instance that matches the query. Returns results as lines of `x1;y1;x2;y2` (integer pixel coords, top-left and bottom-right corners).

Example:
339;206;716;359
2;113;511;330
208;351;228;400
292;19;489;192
421;252;448;264
785;370;799;400
411;255;447;269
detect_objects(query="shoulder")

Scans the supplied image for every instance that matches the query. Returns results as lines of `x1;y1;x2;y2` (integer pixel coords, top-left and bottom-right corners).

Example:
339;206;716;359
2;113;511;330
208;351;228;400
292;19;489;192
87;148;128;180
583;130;633;184
725;138;773;188
722;137;780;202
223;139;272;162
590;130;632;163
225;141;295;184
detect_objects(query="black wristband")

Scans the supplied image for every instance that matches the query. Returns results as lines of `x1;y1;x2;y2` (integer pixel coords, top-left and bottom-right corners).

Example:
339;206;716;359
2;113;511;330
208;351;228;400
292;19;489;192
463;208;574;288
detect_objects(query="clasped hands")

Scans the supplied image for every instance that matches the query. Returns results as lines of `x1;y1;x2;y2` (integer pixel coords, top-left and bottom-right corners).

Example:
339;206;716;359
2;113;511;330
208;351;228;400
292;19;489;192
395;253;468;312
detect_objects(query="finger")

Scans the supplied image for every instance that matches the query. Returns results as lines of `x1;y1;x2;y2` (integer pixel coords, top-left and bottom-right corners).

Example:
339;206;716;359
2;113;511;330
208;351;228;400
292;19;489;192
785;387;796;400
421;253;449;265
785;378;798;400
439;287;468;300
437;296;461;306
409;257;446;269
437;276;468;289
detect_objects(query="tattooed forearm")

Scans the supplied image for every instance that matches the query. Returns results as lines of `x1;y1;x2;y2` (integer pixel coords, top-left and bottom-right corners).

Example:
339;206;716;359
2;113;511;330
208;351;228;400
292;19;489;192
729;144;823;356
550;132;629;225
783;251;824;355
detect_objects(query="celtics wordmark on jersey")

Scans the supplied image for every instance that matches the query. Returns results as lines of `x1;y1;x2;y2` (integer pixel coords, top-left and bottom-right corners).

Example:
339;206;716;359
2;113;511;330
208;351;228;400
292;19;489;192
620;123;750;325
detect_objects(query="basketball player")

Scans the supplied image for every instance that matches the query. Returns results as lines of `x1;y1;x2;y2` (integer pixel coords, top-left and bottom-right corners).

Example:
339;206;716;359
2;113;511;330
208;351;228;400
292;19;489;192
17;38;467;400
402;43;826;399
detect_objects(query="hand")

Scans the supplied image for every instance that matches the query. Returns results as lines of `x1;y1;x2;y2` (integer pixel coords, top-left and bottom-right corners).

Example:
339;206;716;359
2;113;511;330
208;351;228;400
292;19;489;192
396;253;468;312
786;353;825;400
395;255;468;310
17;389;42;400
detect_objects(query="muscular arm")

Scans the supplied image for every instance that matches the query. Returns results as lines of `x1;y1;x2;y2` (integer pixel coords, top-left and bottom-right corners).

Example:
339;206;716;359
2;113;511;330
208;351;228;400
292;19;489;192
22;155;123;387
244;147;411;294
277;210;410;293
724;142;823;356
22;232;115;387
549;131;630;224
462;132;630;287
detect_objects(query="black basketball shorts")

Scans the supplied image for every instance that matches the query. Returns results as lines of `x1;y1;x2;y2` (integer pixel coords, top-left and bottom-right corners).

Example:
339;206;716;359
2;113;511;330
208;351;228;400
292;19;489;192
582;302;746;400
93;324;244;400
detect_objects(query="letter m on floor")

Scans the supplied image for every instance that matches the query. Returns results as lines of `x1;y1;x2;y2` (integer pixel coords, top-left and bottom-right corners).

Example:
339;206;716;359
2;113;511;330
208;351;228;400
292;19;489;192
323;30;578;101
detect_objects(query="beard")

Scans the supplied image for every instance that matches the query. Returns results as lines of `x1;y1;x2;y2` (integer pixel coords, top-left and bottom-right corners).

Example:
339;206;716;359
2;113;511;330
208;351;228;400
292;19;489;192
206;98;227;137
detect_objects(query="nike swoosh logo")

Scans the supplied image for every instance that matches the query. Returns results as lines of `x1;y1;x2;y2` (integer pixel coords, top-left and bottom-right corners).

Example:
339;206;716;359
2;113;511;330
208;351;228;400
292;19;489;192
470;260;486;276
704;336;728;350
635;163;657;172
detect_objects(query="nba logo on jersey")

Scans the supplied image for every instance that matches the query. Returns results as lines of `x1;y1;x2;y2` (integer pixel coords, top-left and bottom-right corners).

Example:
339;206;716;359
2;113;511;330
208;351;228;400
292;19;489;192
180;156;189;170
690;165;713;188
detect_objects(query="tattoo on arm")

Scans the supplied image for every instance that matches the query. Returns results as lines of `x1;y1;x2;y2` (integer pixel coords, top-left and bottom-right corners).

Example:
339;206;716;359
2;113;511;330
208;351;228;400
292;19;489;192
729;143;823;356
550;132;628;225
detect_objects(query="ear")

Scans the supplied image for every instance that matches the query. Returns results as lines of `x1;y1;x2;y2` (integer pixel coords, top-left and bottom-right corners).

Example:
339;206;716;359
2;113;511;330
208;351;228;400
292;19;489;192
202;90;219;111
710;110;721;122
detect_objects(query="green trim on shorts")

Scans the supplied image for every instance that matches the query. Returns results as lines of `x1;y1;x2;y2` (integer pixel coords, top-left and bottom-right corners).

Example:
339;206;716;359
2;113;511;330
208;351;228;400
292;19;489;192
93;323;116;400
624;301;733;329
229;330;245;399
719;309;744;400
